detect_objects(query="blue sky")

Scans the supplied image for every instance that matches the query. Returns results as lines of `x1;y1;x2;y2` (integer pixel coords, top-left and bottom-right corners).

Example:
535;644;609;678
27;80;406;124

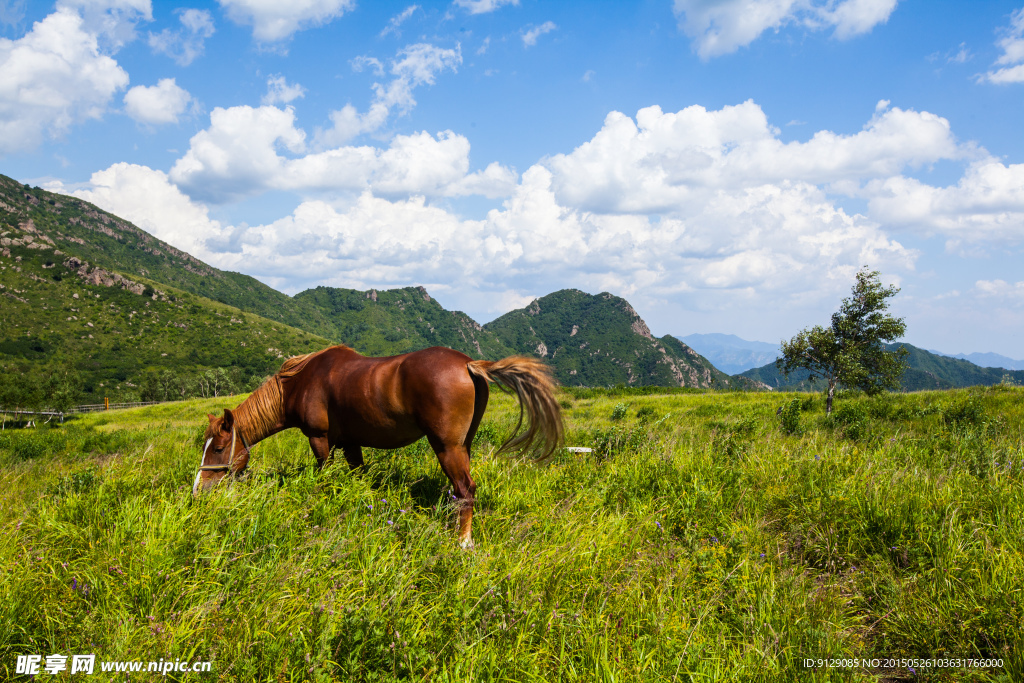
2;0;1024;358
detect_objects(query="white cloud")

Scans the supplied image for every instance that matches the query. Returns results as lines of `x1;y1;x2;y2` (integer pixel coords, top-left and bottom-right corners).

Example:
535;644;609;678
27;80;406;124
521;21;556;47
864;159;1024;244
350;55;384;76
0;7;129;153
56;0;152;51
818;0;899;40
69;162;227;260
544;101;961;215
673;0;899;59
148;8;215;66
455;0;519;15
974;279;1024;304
217;0;355;42
262;75;306;105
380;5;418;38
123;78;191;124
947;42;971;64
168;104;516;202
169;104;307;201
317;43;462;145
982;7;1024;84
95;159;908;316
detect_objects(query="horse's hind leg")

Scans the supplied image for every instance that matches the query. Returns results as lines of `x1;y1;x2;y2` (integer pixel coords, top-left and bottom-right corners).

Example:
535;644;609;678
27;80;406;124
429;438;477;549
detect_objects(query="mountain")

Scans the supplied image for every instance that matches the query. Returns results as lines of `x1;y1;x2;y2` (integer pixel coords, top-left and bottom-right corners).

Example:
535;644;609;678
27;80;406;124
293;286;514;359
0;176;343;340
0;222;330;401
484;289;741;388
2;174;739;394
739;343;1024;391
927;350;1024;371
677;333;781;374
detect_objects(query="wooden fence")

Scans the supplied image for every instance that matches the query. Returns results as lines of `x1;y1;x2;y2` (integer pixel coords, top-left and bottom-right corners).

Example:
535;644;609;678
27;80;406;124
0;401;163;423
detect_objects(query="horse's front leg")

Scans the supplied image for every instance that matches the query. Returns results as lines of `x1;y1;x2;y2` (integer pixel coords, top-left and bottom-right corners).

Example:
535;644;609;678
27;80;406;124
341;444;364;471
308;435;332;469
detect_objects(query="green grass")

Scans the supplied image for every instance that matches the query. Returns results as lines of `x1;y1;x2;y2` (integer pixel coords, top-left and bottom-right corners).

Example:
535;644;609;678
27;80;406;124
1;388;1022;681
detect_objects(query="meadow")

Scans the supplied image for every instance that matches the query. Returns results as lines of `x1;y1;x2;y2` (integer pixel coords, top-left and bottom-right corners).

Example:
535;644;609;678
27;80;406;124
0;386;1021;681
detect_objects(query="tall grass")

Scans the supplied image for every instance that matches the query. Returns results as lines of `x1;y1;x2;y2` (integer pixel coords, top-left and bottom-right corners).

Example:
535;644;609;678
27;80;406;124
1;388;1021;681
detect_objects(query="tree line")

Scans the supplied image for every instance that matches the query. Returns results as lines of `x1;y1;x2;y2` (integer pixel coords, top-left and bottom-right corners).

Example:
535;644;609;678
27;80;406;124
0;366;267;416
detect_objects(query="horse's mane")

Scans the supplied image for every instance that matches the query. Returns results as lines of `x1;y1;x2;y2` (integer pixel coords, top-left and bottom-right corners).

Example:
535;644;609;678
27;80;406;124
237;345;350;442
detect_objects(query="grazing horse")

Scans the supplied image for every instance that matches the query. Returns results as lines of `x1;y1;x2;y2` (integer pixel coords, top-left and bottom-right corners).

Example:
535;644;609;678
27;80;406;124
194;345;562;548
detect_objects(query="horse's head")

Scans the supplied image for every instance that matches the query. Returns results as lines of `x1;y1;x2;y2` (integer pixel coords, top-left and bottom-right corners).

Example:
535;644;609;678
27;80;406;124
193;409;250;494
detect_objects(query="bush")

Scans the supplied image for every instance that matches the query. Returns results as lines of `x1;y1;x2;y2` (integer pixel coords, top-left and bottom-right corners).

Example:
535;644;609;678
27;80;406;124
779;399;802;435
828;401;869;440
590;423;652;460
942;396;987;431
610;402;628;421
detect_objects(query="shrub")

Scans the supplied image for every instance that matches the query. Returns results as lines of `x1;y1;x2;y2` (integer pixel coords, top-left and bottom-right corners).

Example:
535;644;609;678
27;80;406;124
942;396;987;431
828;401;869;440
610;402;628;421
779;398;802;435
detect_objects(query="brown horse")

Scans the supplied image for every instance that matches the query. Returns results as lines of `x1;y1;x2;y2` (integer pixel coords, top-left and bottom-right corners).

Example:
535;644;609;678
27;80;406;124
194;345;562;547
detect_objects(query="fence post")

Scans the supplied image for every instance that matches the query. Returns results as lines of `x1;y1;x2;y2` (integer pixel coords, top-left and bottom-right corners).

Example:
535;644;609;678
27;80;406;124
104;397;109;410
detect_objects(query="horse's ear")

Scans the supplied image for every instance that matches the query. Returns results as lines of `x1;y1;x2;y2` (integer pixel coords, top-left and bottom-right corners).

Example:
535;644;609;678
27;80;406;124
207;413;217;423
221;408;234;432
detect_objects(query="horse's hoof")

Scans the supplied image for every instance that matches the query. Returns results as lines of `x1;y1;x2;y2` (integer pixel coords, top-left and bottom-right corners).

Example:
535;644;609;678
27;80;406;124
459;537;475;550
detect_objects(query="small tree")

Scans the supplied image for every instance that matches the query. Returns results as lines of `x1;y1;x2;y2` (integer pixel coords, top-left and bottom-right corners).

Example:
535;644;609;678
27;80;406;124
777;268;908;414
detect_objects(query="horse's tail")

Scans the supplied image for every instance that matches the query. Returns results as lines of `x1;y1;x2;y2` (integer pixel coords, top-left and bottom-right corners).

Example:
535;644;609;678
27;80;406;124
467;356;563;460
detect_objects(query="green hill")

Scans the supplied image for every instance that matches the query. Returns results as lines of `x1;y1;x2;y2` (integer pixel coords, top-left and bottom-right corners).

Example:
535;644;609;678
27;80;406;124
293;286;514;359
483;289;738;388
0;223;330;404
0;175;341;339
739;342;1024;391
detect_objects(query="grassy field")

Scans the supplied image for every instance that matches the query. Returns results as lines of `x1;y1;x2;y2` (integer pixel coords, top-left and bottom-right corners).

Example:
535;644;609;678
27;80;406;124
1;386;1022;681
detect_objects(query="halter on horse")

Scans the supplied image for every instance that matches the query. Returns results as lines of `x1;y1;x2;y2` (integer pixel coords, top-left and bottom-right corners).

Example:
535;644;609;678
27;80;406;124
194;345;562;548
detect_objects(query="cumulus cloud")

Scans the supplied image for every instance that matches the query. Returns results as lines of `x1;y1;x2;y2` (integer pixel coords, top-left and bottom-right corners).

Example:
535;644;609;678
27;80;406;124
380;5;418;38
317;43;462;145
454;0;519;15
148;8;215;66
974;279;1024;304
0;7;129;153
123;78;191;124
127;98;1023;318
981;7;1024;84
673;0;899;59
864;159;1024;244
262;75;305;105
74;156;909;327
217;0;355;42
69;162;227;260
818;0;899;40
168;104;516;203
56;0;152;51
521;21;556;47
544;101;961;215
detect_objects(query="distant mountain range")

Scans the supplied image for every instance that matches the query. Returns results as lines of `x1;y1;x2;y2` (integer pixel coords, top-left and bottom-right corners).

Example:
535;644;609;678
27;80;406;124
926;350;1024;371
677;333;781;374
739;343;1024;391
